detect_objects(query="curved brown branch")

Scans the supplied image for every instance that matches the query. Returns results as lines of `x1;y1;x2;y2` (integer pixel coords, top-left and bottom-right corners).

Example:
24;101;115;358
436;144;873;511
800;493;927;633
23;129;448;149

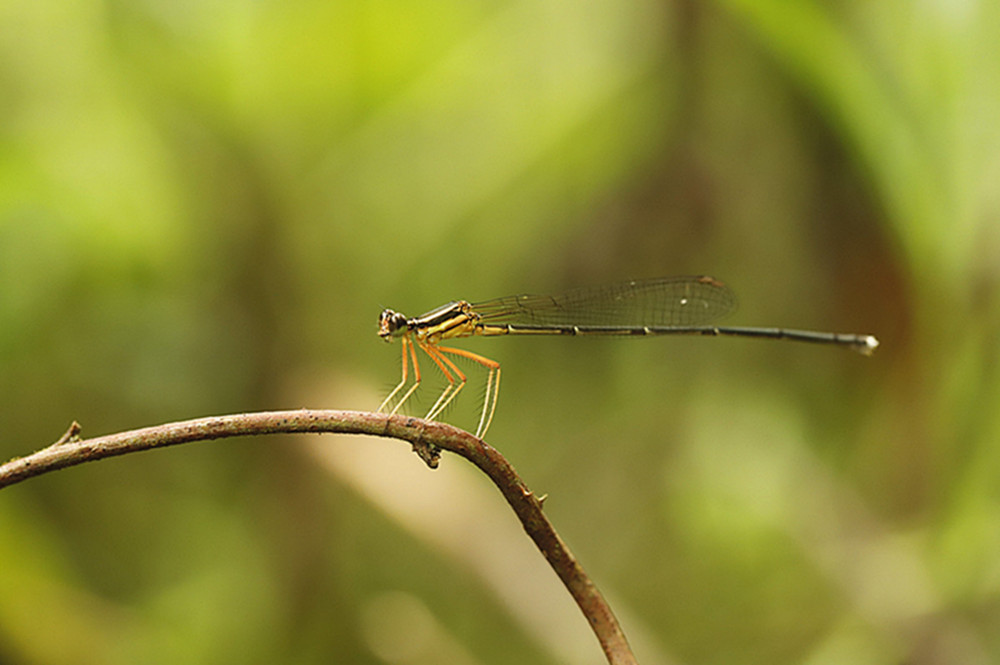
0;410;637;665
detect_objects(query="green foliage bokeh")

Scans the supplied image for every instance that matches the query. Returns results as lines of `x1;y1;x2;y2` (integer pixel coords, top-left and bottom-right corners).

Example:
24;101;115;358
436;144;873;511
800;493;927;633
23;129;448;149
2;1;999;664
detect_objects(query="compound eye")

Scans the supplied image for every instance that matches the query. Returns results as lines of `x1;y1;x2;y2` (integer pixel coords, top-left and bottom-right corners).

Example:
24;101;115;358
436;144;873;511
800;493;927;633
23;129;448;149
378;310;408;339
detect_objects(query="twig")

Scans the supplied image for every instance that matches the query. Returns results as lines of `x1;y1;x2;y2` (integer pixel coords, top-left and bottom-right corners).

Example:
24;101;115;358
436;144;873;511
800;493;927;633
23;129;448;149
0;410;637;665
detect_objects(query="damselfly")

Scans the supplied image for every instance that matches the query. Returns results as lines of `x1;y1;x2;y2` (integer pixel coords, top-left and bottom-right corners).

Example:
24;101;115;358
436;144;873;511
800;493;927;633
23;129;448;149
377;276;878;438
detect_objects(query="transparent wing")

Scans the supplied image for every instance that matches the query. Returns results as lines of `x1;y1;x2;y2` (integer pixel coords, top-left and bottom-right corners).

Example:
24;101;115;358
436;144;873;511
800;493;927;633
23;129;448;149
472;276;736;328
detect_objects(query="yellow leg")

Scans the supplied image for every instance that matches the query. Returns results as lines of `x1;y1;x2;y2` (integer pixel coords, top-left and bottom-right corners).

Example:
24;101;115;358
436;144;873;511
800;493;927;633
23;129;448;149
421;343;467;420
378;337;422;415
475;366;501;439
434;345;502;439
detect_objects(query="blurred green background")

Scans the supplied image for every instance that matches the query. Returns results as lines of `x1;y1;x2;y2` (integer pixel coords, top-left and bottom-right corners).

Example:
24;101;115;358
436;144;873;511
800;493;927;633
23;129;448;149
2;1;999;664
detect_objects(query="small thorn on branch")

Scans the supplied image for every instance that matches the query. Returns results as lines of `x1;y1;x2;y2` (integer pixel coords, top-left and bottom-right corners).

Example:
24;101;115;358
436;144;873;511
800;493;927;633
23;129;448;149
54;421;82;447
